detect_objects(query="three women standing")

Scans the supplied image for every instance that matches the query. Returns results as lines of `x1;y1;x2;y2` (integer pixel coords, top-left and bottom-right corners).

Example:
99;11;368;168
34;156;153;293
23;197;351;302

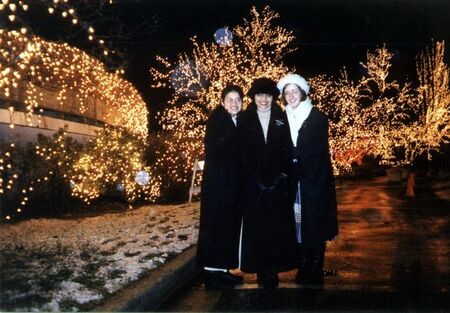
197;74;338;289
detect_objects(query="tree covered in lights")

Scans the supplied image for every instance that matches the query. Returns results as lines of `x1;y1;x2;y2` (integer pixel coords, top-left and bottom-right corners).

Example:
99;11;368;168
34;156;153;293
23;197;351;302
70;127;161;204
311;46;419;173
0;128;82;219
1;126;161;219
391;41;450;165
150;6;295;192
310;71;367;174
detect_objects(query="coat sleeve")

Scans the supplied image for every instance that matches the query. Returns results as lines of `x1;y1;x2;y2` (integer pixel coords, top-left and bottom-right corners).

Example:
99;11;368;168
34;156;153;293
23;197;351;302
204;110;235;160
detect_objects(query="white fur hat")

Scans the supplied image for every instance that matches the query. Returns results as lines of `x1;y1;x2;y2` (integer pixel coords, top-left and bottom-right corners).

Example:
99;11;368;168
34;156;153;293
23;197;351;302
277;73;310;95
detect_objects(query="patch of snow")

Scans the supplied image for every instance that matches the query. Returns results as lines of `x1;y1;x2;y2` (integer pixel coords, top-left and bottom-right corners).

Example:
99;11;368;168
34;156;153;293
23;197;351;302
0;203;200;312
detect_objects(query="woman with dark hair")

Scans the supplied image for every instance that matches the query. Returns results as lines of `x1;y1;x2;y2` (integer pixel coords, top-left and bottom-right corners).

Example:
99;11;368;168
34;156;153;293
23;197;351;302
239;77;298;289
277;73;338;286
196;85;245;290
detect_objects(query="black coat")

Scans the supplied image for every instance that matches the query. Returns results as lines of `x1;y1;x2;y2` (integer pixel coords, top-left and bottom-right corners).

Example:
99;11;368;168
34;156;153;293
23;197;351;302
239;103;299;273
289;107;338;245
196;106;242;269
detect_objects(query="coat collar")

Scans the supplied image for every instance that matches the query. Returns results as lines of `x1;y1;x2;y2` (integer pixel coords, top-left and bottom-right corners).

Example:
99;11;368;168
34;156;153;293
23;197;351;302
245;103;285;145
295;107;319;146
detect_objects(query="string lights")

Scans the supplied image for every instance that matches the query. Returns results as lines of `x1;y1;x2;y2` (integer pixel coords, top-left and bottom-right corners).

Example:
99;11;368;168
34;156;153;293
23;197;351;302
312;43;448;173
69;127;161;204
0;0;112;59
1;3;448;219
150;6;295;186
311;46;418;172
392;41;450;164
1;30;151;220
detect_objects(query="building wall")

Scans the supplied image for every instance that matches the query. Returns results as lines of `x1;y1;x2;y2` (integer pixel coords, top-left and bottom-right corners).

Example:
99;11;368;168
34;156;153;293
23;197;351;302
0;82;117;144
0;108;102;144
3;81;120;125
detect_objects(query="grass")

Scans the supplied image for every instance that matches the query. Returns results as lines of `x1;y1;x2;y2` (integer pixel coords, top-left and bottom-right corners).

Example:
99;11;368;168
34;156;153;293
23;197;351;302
0;242;112;311
108;269;127;279
0;245;73;310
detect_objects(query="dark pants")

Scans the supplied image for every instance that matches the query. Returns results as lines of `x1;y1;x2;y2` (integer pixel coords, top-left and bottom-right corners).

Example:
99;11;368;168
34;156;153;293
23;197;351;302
297;242;326;285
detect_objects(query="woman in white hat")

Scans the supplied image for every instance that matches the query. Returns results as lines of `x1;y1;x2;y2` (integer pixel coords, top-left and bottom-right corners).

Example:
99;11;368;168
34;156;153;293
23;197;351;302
277;73;338;286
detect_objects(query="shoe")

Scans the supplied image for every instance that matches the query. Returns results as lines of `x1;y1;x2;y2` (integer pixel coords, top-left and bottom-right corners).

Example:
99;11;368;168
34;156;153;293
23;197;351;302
296;242;326;287
295;268;307;285
203;271;237;290
257;271;279;289
225;271;244;284
295;268;324;287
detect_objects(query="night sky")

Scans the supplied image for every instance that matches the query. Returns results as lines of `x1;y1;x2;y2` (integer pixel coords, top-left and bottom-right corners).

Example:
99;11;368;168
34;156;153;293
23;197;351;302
14;0;450;129
121;0;449;130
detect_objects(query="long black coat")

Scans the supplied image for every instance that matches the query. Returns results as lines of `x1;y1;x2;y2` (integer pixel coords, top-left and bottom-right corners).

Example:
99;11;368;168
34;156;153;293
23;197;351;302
239;103;299;273
289;107;338;245
196;106;241;269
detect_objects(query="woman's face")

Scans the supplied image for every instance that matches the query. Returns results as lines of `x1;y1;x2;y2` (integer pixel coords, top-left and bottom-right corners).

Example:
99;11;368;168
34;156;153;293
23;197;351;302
221;90;243;115
283;83;302;109
254;93;273;111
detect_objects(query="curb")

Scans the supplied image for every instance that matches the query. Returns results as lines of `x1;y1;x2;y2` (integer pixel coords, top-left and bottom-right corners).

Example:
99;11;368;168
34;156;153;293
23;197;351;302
93;245;200;312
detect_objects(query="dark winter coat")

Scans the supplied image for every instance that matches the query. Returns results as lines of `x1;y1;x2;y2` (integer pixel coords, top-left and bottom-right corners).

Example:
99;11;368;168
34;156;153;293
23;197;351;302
196;105;242;269
239;103;299;273
288;107;338;245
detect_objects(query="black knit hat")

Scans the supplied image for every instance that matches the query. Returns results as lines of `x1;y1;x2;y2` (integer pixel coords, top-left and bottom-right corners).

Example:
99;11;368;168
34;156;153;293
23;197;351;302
247;77;280;99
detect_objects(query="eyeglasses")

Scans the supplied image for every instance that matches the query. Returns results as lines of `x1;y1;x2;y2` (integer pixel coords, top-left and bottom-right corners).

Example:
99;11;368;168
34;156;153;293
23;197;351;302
284;89;300;97
225;97;242;104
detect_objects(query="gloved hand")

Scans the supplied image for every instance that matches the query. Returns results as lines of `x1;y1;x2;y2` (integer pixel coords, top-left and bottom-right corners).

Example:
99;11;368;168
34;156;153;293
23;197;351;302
272;173;288;187
256;180;270;195
256;180;279;195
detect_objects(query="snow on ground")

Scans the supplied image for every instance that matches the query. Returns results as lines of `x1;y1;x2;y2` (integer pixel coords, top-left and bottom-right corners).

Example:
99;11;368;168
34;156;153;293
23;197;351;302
0;202;200;312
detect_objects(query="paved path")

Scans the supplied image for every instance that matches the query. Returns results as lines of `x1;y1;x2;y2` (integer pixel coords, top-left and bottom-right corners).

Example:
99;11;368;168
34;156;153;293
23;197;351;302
161;175;450;312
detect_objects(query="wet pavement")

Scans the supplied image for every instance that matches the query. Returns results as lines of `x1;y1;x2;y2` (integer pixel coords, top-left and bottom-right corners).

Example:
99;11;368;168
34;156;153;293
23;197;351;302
161;175;450;312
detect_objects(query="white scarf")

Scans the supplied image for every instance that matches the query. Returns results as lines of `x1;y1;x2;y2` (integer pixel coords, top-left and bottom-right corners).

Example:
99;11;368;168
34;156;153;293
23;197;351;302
285;98;313;147
231;114;237;126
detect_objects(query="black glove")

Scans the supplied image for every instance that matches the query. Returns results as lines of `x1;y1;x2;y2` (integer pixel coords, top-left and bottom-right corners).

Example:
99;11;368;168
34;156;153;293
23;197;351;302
256;180;270;195
272;173;288;187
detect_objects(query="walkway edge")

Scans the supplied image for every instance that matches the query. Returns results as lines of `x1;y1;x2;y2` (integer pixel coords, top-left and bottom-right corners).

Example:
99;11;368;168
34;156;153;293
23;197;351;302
92;245;200;312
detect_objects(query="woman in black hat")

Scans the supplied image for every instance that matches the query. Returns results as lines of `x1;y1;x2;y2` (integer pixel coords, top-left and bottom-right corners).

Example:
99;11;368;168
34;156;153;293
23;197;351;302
239;77;298;288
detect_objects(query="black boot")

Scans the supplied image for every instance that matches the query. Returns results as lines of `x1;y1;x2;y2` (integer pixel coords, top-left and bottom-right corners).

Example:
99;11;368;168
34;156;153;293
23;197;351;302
295;265;307;284
225;270;244;284
296;243;325;286
295;246;312;285
257;270;279;289
310;243;326;285
203;270;238;290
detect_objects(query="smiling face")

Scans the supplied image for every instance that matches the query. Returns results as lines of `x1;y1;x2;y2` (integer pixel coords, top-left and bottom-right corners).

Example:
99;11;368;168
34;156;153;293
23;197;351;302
254;93;273;110
221;90;243;115
283;83;302;109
